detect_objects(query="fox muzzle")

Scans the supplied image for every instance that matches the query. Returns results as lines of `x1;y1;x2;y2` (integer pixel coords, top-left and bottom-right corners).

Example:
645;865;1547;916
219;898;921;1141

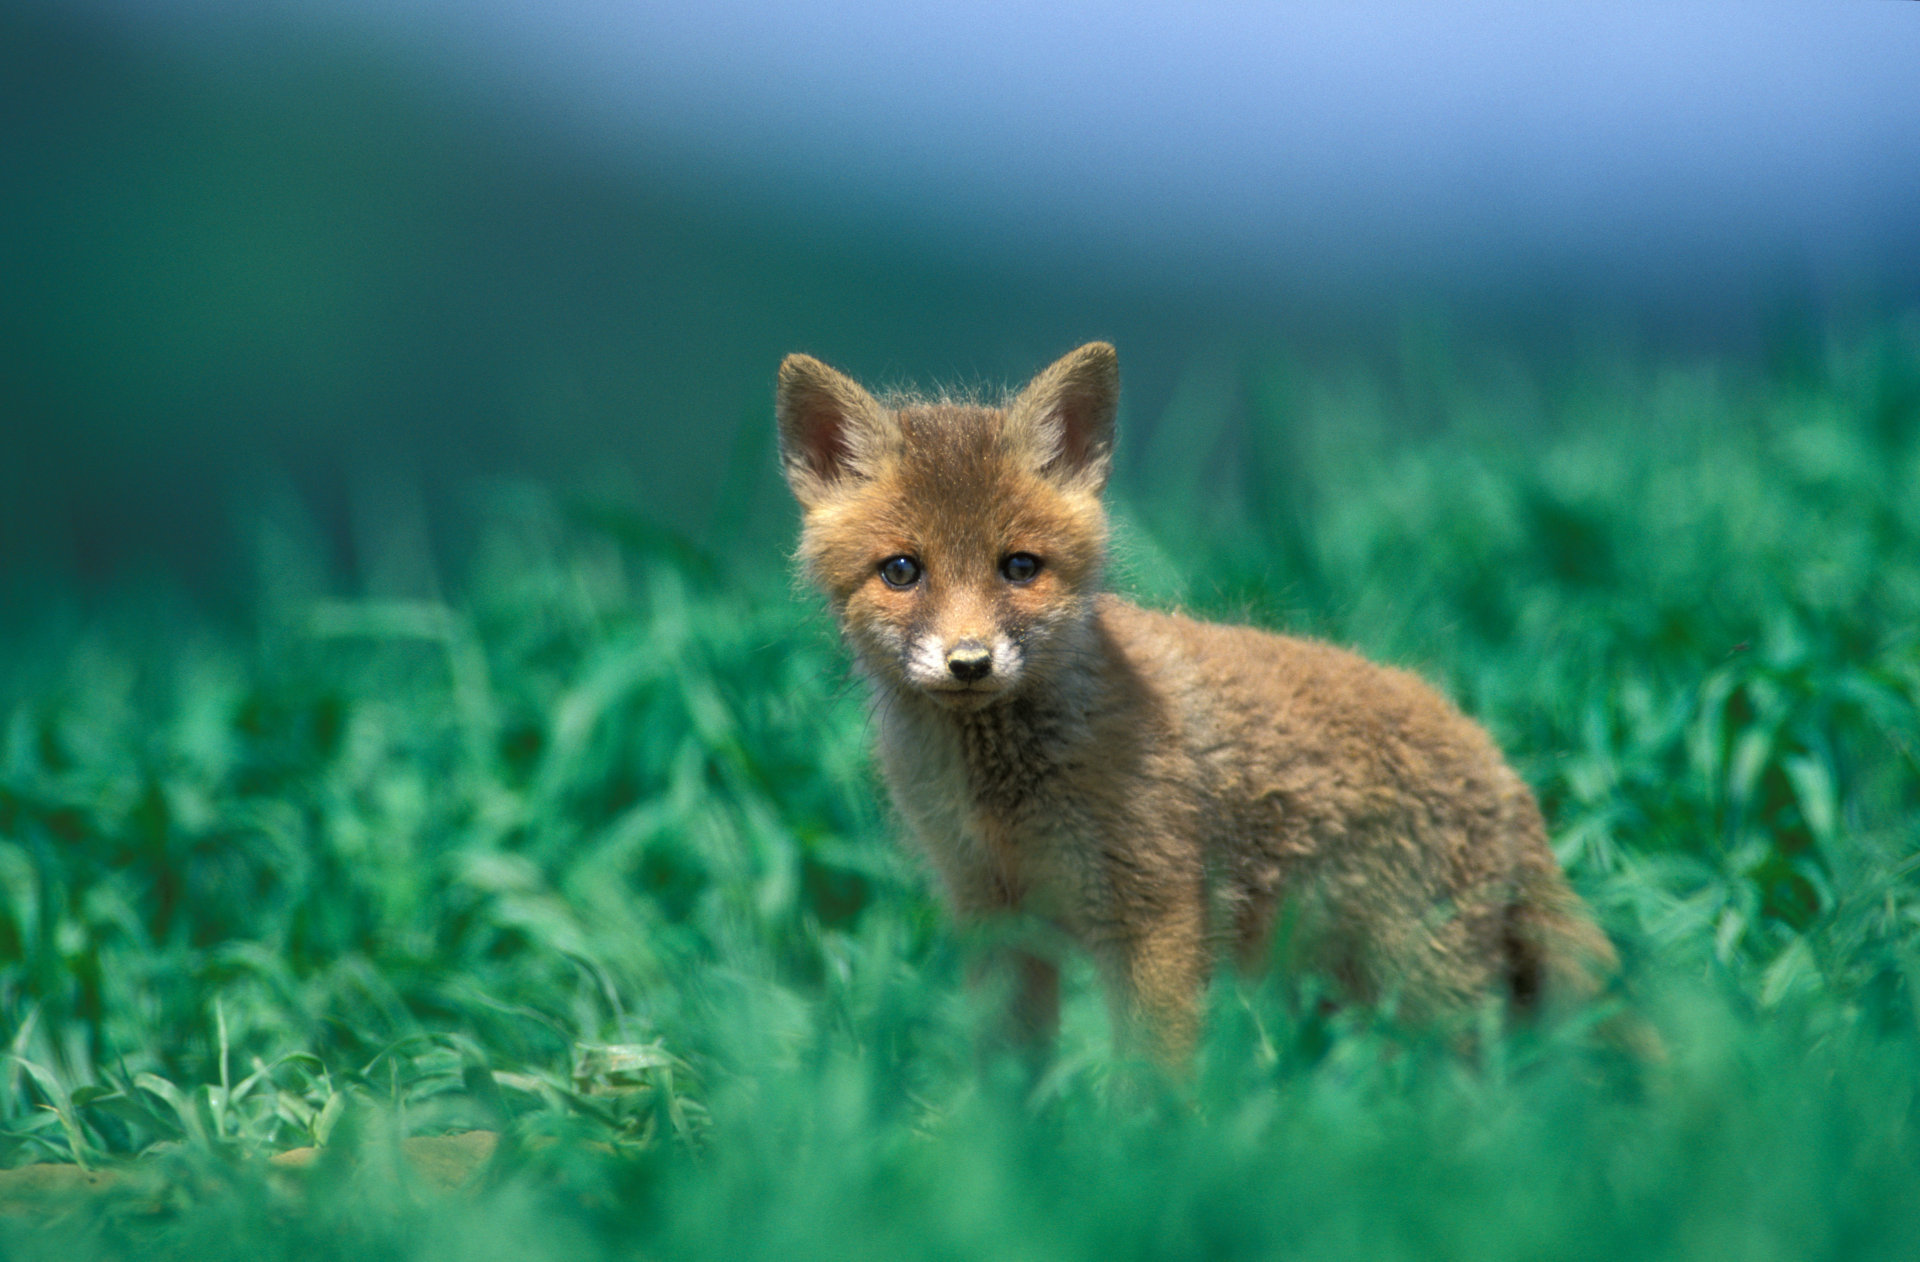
946;641;993;682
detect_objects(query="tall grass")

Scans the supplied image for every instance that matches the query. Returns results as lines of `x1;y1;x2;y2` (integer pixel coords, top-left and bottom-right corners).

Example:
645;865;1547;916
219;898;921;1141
3;326;1918;1258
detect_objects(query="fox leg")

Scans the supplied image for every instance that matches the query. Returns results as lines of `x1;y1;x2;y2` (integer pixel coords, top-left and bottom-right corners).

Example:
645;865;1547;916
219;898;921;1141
964;944;1061;1079
932;852;1063;1060
1097;891;1210;1067
1008;948;1061;1046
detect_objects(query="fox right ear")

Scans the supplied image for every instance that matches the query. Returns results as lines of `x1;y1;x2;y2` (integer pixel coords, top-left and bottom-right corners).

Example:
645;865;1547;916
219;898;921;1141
775;354;892;507
1007;342;1119;493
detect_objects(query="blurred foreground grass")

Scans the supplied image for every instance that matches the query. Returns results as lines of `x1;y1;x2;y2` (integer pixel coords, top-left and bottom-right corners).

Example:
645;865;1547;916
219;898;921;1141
4;329;1920;1259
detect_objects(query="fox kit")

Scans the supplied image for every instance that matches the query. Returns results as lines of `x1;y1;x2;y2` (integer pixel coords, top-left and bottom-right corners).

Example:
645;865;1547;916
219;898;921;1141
776;342;1616;1063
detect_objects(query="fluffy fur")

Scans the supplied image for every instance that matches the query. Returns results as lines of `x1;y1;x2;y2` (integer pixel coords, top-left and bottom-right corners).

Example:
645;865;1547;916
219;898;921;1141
776;342;1616;1063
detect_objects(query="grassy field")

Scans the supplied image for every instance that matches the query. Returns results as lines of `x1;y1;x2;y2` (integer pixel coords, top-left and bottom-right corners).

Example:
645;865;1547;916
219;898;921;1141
4;327;1919;1259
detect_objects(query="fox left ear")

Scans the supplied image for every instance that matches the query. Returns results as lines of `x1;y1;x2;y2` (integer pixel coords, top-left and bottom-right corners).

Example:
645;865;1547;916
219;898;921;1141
1007;342;1118;492
775;353;895;508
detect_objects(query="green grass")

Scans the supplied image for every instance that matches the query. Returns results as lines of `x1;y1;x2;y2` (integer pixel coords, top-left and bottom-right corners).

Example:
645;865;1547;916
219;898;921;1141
4;325;1920;1259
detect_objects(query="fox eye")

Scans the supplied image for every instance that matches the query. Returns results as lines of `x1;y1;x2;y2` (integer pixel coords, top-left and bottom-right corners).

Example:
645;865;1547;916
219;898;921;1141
1000;553;1042;583
878;555;921;588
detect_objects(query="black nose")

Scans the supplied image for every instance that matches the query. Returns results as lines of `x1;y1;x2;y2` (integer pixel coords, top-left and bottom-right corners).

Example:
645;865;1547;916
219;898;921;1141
947;643;991;682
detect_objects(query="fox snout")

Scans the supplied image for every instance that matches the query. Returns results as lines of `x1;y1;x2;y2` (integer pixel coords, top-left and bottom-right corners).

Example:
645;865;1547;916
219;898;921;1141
909;627;1018;694
946;641;993;682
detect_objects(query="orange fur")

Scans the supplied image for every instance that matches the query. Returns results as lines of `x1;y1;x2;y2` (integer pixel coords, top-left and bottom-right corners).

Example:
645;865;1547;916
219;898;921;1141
776;343;1616;1064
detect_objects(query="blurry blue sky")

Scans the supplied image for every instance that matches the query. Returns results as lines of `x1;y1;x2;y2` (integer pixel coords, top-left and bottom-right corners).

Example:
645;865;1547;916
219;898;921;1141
102;0;1920;302
10;0;1918;589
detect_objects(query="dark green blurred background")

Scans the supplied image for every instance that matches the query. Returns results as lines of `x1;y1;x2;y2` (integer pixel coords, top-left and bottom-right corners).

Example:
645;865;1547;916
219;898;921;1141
5;1;1916;601
5;9;1920;1249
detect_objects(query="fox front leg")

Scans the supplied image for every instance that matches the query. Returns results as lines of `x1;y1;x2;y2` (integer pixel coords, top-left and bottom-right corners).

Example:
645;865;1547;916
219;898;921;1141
967;944;1062;1076
1096;894;1211;1069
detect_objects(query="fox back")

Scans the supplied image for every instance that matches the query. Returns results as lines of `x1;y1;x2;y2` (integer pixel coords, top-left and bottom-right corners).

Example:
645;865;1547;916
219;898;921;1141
776;342;1616;1063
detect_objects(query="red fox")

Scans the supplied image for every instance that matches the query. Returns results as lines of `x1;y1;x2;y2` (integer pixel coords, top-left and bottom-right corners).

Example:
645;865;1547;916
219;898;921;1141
776;342;1617;1064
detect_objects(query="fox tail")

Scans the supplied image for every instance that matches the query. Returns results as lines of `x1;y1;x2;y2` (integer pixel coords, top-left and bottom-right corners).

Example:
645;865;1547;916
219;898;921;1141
1504;853;1664;1061
1503;850;1617;1013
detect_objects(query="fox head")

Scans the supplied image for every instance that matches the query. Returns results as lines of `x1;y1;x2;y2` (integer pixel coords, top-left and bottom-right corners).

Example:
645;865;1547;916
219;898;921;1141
775;342;1119;708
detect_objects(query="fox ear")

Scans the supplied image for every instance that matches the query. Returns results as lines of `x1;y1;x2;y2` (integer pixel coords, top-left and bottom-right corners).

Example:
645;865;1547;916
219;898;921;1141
775;353;894;507
1007;342;1118;492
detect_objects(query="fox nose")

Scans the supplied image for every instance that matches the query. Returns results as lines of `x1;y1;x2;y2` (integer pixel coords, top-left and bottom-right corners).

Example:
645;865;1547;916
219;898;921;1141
946;642;992;682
